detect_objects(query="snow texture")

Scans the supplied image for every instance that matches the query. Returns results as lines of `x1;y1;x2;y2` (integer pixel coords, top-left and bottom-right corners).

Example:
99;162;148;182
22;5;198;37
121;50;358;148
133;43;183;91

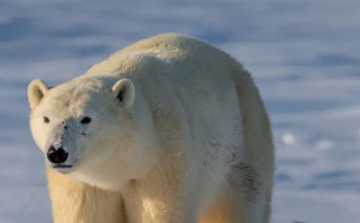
0;1;359;223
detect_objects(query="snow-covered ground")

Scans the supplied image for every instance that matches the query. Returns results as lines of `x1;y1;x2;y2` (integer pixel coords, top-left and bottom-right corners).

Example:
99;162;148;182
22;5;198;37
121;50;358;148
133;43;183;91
0;0;359;222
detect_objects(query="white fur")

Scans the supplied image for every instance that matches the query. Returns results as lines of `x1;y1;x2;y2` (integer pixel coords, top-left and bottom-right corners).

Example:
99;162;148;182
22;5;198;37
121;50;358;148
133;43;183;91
28;33;274;223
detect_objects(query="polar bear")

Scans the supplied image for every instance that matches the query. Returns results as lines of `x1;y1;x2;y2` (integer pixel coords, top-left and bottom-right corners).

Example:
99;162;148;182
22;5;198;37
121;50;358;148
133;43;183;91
28;33;274;223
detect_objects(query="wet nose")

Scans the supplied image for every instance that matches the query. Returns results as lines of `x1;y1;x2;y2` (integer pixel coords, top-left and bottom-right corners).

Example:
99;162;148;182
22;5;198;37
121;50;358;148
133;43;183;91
47;146;68;164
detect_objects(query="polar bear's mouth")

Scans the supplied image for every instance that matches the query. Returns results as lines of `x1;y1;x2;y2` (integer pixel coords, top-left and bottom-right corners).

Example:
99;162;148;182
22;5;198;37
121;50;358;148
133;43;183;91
50;163;75;174
52;164;73;169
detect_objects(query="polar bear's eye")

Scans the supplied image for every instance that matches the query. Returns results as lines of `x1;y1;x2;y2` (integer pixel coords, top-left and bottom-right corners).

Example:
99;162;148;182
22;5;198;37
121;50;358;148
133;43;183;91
80;117;92;124
43;116;50;123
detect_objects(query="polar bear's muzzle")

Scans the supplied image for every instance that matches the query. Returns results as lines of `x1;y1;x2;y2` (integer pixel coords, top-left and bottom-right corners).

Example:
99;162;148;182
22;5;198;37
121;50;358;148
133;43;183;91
47;146;69;165
45;120;78;173
47;145;76;173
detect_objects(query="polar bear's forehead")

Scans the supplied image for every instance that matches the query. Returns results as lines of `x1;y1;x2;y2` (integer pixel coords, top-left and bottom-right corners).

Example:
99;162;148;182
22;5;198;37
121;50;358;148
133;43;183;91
42;78;112;115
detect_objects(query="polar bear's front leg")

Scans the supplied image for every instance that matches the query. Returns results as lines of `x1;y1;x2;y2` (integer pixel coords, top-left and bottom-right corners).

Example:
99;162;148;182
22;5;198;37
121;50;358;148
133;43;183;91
122;163;198;223
46;169;125;223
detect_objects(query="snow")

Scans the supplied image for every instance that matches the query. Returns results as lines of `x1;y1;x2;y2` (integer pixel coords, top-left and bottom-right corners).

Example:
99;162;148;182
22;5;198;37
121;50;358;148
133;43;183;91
0;0;359;222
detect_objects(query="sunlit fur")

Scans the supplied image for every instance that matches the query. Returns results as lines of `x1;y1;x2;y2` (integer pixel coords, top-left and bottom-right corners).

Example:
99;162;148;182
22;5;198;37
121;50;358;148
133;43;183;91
28;33;274;223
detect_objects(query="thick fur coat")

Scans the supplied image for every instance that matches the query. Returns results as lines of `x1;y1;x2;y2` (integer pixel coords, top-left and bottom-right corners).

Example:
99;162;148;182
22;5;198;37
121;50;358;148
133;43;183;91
28;33;274;223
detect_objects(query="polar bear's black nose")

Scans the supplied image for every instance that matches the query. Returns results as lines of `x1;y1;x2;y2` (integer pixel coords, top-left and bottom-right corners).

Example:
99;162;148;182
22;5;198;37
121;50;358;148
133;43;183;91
47;146;68;164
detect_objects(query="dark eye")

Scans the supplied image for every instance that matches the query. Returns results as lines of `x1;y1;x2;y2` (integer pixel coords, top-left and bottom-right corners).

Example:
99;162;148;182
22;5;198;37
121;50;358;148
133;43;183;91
80;117;92;124
43;116;50;123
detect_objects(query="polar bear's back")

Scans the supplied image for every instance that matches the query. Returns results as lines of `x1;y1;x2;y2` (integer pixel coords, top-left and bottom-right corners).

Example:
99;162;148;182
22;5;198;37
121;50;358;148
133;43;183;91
85;33;236;77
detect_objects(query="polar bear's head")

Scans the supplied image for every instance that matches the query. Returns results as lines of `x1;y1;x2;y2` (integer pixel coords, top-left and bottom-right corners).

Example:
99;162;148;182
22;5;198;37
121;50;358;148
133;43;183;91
28;76;158;190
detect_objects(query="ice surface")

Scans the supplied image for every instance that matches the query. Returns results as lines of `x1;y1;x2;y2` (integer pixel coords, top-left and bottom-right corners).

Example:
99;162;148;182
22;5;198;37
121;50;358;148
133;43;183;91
0;0;359;222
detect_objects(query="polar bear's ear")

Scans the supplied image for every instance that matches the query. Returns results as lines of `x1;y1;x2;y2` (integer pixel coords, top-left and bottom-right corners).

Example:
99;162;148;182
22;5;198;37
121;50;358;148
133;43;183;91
111;78;135;108
28;79;49;109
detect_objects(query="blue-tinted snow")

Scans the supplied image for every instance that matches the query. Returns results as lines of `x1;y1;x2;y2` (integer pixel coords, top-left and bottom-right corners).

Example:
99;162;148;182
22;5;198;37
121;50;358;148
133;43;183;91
0;1;359;223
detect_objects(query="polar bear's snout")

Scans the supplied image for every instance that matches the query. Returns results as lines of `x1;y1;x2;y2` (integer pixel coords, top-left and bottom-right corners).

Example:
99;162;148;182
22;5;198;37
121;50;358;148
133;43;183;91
46;140;78;173
45;120;79;173
47;145;68;164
